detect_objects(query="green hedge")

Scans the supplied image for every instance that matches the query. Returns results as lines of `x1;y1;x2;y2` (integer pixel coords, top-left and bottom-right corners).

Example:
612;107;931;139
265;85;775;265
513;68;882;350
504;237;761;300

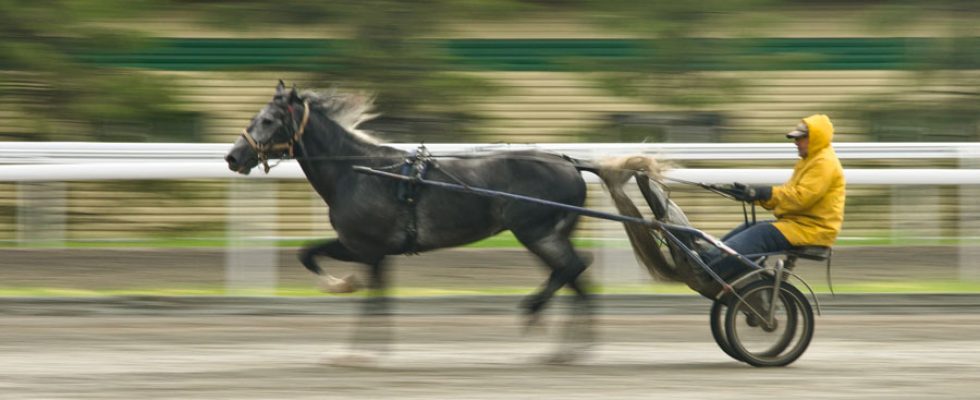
73;37;979;71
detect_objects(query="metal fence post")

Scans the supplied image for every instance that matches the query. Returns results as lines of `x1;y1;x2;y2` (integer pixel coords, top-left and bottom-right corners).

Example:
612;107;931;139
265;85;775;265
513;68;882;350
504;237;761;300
960;148;980;281
892;185;940;244
225;178;279;295
16;181;66;247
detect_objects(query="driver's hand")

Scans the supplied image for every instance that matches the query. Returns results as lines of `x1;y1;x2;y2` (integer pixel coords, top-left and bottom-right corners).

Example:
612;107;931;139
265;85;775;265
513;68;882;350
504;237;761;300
730;182;772;202
730;182;756;202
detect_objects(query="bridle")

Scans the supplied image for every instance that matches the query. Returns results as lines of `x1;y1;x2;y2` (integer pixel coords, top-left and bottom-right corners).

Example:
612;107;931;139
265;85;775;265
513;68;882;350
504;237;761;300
240;100;311;173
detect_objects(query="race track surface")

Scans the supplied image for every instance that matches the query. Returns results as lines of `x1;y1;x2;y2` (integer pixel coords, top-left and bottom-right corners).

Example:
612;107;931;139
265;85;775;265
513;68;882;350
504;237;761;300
2;299;980;399
2;247;979;398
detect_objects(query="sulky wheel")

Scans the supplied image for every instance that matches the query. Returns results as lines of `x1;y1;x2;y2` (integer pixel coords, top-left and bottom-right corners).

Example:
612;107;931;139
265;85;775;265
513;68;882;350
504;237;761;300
724;279;814;367
709;300;742;362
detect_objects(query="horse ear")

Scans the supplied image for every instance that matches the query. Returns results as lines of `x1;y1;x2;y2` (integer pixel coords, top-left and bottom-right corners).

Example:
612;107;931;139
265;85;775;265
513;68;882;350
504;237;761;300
276;80;286;95
289;85;300;103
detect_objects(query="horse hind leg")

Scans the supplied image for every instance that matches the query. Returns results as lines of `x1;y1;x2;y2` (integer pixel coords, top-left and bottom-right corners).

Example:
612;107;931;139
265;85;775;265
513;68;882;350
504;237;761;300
515;229;595;363
513;227;593;320
514;227;591;315
544;270;597;364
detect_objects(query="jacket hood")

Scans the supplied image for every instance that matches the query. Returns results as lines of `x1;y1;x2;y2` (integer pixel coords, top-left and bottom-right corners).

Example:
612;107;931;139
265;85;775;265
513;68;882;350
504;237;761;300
802;114;833;155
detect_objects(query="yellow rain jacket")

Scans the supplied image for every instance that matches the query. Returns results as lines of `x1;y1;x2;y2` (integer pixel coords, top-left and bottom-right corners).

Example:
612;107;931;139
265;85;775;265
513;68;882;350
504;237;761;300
759;114;846;246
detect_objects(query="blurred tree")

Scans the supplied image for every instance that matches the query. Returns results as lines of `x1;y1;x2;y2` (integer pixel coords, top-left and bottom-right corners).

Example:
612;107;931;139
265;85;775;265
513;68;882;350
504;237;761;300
517;0;782;142
0;0;203;141
564;0;978;142
571;0;781;109
848;0;979;141
181;0;538;141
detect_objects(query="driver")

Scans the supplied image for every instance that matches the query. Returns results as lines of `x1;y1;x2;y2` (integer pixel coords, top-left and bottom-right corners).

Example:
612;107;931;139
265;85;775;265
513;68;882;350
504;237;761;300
709;114;846;280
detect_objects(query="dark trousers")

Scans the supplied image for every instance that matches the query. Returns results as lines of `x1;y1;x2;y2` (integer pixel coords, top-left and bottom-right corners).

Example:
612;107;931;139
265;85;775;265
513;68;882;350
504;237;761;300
707;220;793;280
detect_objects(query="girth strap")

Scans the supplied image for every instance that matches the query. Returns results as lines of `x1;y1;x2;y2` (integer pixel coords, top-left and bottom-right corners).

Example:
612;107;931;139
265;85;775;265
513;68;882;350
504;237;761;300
397;145;432;255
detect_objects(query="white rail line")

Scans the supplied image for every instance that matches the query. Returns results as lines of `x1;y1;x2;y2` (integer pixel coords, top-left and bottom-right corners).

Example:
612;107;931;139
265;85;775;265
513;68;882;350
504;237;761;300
1;161;977;185
2;142;979;164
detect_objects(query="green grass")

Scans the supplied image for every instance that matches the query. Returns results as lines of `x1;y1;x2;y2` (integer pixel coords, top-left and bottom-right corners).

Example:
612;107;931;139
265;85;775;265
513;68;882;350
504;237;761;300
3;232;973;249
2;280;979;298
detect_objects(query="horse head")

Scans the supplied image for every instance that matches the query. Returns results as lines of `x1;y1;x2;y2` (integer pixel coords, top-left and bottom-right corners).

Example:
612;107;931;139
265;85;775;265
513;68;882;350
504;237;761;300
226;80;309;174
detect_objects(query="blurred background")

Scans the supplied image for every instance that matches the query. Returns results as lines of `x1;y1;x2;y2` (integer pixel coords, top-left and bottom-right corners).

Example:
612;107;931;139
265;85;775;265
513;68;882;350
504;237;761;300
0;0;978;295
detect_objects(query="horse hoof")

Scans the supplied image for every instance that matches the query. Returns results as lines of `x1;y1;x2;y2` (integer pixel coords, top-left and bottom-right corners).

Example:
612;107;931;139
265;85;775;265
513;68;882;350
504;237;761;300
317;274;360;293
520;295;548;315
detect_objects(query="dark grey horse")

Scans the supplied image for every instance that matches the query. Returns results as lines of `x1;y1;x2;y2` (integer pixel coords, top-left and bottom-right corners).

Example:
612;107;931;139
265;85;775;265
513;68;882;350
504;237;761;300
225;82;594;361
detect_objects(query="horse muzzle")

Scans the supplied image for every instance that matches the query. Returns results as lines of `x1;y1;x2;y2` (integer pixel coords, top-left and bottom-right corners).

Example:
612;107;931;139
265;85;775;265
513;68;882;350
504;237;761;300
225;153;257;175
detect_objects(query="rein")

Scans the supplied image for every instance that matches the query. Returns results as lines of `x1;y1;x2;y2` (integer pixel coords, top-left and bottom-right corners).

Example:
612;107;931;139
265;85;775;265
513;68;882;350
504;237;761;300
241;100;311;173
240;106;649;177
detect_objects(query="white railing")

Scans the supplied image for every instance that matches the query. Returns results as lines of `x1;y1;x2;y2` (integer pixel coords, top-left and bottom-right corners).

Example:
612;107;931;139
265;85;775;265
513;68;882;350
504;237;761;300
2;142;980;164
2;141;977;291
1;161;979;185
1;142;978;185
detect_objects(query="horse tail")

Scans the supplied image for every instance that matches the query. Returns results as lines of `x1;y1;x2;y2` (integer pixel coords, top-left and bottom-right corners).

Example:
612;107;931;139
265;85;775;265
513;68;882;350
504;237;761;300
593;155;684;283
562;154;600;175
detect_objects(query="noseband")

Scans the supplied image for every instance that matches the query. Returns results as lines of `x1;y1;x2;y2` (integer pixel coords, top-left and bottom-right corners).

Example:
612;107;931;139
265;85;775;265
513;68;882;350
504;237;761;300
240;100;311;173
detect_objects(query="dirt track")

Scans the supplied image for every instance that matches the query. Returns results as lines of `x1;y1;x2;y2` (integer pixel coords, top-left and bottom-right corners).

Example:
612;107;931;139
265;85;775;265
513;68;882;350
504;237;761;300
2;312;980;399
2;247;980;399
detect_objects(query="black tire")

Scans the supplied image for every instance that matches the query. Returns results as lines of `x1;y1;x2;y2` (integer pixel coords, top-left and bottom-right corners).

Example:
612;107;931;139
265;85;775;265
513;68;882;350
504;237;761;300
709;300;742;361
725;280;814;367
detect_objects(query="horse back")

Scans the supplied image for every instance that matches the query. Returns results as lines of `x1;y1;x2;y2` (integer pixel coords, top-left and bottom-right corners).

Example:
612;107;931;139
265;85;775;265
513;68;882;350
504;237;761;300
436;150;586;204
409;151;585;247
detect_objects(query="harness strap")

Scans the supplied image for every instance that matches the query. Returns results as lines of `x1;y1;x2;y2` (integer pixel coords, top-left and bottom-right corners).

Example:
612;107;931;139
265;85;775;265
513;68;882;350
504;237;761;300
397;145;433;255
240;100;311;173
290;100;311;157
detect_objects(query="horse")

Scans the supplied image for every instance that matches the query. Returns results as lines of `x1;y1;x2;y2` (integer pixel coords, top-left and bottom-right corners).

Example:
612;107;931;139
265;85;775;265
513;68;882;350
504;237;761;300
225;81;598;363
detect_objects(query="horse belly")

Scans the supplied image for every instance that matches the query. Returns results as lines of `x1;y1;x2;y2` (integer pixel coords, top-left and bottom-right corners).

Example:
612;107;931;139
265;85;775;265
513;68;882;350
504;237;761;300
413;197;502;250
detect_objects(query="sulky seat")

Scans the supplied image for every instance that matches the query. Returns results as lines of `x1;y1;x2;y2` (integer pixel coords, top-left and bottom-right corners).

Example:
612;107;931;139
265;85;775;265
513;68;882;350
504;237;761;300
787;245;832;262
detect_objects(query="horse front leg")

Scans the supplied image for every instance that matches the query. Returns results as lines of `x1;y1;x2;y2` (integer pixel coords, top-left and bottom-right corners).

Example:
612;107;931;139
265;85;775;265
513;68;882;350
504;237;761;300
351;258;392;353
324;257;392;367
298;239;361;293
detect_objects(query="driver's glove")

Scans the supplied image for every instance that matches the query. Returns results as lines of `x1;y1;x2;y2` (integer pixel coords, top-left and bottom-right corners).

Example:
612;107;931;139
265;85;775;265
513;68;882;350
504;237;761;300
731;182;773;202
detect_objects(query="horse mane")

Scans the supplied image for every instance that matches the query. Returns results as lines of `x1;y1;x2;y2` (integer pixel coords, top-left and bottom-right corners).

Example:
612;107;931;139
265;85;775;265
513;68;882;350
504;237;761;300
300;89;382;145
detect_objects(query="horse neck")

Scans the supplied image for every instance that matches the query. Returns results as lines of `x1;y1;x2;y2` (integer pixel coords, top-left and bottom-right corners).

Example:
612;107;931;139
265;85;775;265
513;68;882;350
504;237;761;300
295;114;380;204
